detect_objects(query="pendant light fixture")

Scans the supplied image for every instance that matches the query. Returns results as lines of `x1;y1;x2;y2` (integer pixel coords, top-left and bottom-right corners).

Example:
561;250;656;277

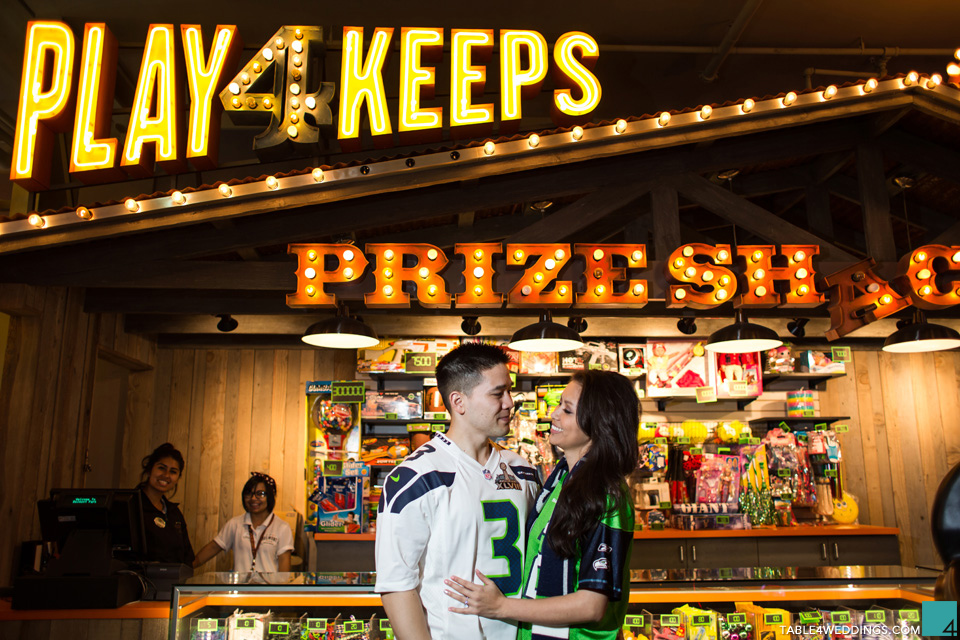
302;304;380;349
882;310;960;353
508;310;584;352
705;309;783;353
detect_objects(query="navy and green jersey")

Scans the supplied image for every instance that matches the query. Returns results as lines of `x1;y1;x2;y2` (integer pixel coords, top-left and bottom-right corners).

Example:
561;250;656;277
518;457;634;640
374;432;541;640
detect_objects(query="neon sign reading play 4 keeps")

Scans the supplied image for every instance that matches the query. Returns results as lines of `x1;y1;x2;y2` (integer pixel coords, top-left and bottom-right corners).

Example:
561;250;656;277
11;21;604;190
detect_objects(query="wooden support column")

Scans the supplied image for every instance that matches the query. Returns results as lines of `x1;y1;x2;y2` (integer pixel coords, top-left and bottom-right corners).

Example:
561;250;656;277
856;141;897;262
651;185;681;260
806;185;833;240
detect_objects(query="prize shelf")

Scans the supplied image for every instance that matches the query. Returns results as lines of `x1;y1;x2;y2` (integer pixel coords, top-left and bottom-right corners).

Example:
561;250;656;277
646;396;759;412
746;416;850;431
646;372;846;412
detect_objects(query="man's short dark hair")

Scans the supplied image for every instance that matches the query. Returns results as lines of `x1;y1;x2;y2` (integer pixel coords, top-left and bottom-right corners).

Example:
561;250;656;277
435;343;510;412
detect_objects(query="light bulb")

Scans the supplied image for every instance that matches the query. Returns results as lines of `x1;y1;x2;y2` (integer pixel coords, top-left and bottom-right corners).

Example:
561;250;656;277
684;267;696;278
228;82;240;95
555;249;565;260
533;272;544;283
544;259;556;270
559;285;569;296
483;141;495;155
274;37;285;49
752;250;763;263
252;62;262;73
262;48;273;61
755;286;767;297
631;250;643;261
683;246;695;257
312;168;324;182
383;268;394;279
917;269;932;280
716;289;728;301
798;285;809;295
674;258;685;268
633;284;645;295
474;286;484;296
823;85;838;100
77;206;93;219
427;248;438;260
383;285;394;296
793;251;806;262
948;63;960;76
514;250;524;261
796;268;809;279
904;71;919;86
593;249;604;261
615;119;627;133
880;295;893;305
343;267;354;279
675;289;687;300
27;213;44;228
305;285;316;296
125;198;139;212
699;105;712;120
307;250;318;261
719;276;730;286
384;249;395;260
171;191;186;205
863;78;878;93
342;250;353;262
658;112;671;127
528;134;540;147
473;267;484;278
920;285;932;296
782;92;797;106
265;176;279;190
702;271;714;282
741;99;755;113
305;96;317;110
263;98;273;109
595;285;606;295
290;83;301;95
304;268;317;279
572;126;584;140
753;269;765;280
218;184;232;197
915;251;927;262
717;250;729;261
427;285;438;296
287;125;298;138
418;267;429;279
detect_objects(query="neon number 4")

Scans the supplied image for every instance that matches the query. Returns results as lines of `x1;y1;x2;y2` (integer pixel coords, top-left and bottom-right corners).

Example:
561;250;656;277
219;26;334;157
482;500;522;596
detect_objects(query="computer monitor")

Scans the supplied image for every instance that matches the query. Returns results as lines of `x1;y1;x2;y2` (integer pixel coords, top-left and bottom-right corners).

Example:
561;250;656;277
37;488;147;567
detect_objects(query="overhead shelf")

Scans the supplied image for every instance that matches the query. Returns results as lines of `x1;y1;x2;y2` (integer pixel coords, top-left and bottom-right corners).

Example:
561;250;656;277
647;396;760;412
760;372;845;391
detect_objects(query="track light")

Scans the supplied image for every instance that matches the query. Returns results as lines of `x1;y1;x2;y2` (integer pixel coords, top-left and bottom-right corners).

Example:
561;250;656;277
461;316;482;336
567;317;588;333
215;314;239;332
787;318;809;338
677;317;697;335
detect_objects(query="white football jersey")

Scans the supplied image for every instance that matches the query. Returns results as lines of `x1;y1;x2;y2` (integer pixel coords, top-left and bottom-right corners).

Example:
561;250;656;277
375;432;541;640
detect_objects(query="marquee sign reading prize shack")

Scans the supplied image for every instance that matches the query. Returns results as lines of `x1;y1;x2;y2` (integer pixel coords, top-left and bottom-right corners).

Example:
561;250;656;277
12;21;601;190
287;242;960;341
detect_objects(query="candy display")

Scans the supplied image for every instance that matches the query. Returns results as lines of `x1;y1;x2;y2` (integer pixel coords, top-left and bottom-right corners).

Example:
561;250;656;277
674;604;718;640
646;340;712;397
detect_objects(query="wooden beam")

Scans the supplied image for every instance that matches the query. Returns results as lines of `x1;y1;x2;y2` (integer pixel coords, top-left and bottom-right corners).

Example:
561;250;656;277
651;185;681;260
505;182;653;243
856;141;897;261
880;129;960;186
826;174;943;231
0;118;872;280
669;173;855;260
805;185;833;239
736;168;808;197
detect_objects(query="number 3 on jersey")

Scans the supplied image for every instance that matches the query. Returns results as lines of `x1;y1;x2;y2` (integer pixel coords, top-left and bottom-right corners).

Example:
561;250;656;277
481;500;522;596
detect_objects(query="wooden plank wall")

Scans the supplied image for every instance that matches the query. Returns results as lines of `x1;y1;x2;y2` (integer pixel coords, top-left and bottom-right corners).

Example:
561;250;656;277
140;348;355;573
0;284;155;588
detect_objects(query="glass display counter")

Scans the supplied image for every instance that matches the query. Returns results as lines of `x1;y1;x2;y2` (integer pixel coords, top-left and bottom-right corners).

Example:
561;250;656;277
170;567;937;640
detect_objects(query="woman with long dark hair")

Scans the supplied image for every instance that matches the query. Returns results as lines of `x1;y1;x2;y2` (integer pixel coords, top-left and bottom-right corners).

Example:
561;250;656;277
444;370;639;639
138;443;195;565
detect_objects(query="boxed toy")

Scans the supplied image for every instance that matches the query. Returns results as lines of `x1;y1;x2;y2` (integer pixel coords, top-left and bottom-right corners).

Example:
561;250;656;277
308;462;370;534
712;351;762;398
536;385;565;420
618;343;647;376
357;338;459;373
519;351;558;374
797;349;845;374
560;340;619;372
696;455;740;505
764;344;795;373
361;390;423;420
422;386;449;420
673;605;718;640
646;340;713;397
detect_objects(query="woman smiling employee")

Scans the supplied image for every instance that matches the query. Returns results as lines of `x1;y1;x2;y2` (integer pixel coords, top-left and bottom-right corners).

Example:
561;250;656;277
445;370;639;640
139;443;195;565
193;472;294;572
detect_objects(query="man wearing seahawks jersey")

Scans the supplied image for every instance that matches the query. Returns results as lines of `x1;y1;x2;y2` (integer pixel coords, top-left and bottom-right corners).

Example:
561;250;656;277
376;343;541;640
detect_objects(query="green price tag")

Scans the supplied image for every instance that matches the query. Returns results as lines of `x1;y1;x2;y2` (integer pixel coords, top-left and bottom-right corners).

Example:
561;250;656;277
522;401;536;410
738;436;752;444
778;468;791;477
634;521;644;531
696;386;717;403
692;615;712;626
510;373;516;385
796;432;808;441
406;423;431;433
197;620;218;632
384;412;399;420
331;381;365;403
405;352;437;374
824;469;838;478
718;447;730;453
625;616;646;626
865;611;886;624
235;619;255;629
830;612;851;625
426;412;448;420
651;522;665;530
690;447;703;456
677;437;690;444
831;347;851;363
717;515;730;524
798;612;822;624
537;423;551;432
380;620;393;631
835;424;849;433
749;437;760;444
307;619;327;631
659;501;672;509
654;437;668;444
719;568;733;579
268;622;290;635
803;409;816;417
764;613;784;625
431;423;445;432
779;421;790;431
729;380;749;397
781;493;794;501
899;610;920;621
661;615;681;627
726;614;746;624
815;423;828;431
344;621;365;633
322;460;343;476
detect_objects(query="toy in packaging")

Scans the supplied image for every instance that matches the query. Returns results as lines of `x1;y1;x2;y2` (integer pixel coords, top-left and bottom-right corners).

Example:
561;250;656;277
739;443;770;493
636;481;671;509
735;603;791;640
713;352;762;398
309;463;370;533
764;344;795;373
227;610;271;640
358;338;459;373
422;386;448;419
361;391;423;420
763;429;800;500
646;340;713;397
536;385;565;420
560;341;619;372
638;443;669;473
797;350;845;374
619;343;647;376
696;455;740;505
787;390;816;417
673;604;718;640
519;351;558;374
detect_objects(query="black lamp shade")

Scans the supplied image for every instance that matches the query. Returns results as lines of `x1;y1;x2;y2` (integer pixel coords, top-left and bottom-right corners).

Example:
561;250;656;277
882;320;960;353
508;312;583;352
705;310;783;353
302;316;380;349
